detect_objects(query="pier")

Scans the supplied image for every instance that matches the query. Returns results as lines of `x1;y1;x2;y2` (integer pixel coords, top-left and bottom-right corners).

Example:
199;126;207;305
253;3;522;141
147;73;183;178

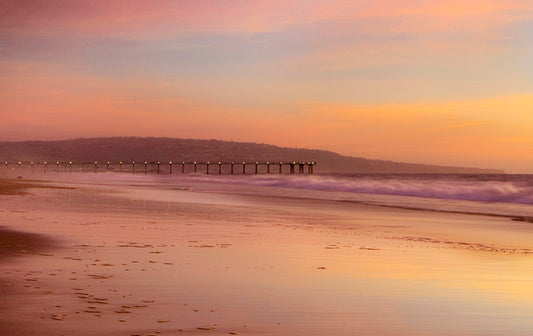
1;160;316;175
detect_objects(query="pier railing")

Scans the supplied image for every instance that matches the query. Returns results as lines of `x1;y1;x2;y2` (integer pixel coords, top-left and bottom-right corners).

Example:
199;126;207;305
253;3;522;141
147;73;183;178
1;160;316;175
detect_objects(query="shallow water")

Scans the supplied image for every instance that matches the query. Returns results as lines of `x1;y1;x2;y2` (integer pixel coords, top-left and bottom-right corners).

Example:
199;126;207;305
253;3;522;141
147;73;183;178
28;171;533;218
1;173;533;335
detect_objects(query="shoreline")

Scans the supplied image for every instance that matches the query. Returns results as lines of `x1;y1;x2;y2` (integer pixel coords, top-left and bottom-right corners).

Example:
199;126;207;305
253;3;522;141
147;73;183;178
0;179;61;335
2;176;533;335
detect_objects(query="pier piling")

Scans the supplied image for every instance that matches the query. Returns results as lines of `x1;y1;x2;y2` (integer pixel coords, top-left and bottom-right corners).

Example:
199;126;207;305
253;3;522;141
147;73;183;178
2;160;316;176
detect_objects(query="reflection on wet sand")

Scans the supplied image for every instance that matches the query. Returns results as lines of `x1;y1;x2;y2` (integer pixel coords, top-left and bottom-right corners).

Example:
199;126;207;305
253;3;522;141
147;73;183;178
2;176;533;335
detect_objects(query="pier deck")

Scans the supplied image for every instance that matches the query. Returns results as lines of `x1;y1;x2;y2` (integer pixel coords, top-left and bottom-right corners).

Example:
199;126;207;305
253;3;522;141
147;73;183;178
1;161;316;175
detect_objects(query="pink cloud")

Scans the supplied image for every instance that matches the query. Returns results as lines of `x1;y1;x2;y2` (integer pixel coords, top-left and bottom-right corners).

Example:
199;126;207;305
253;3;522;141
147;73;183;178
2;0;532;38
1;0;315;37
3;60;533;171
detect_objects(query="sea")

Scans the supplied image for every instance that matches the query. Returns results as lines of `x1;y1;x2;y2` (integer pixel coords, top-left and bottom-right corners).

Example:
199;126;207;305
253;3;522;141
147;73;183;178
31;172;533;220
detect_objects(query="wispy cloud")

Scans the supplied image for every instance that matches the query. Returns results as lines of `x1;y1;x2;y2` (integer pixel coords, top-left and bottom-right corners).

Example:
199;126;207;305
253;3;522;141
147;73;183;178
2;1;533;171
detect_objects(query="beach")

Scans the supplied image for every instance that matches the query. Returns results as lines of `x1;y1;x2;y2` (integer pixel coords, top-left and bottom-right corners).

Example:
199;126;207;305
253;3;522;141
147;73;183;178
2;173;533;335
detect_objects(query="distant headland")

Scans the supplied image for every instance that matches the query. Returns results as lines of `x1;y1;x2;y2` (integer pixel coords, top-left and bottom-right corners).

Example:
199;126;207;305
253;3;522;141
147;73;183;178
0;137;504;174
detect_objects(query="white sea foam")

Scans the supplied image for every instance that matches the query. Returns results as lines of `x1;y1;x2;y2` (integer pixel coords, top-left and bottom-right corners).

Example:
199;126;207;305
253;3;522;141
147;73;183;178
24;171;533;218
150;173;533;205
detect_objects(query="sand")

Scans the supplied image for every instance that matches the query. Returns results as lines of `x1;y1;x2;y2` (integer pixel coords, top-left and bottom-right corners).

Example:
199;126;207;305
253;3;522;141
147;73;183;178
2;176;533;335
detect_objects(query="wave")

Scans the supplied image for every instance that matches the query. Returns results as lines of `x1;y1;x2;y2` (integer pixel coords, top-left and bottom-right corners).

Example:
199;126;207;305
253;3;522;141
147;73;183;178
161;173;533;206
32;172;533;220
41;171;533;208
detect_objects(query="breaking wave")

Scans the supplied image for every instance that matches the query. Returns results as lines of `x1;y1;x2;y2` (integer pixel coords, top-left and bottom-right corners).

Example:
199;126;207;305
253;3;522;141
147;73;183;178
171;173;533;205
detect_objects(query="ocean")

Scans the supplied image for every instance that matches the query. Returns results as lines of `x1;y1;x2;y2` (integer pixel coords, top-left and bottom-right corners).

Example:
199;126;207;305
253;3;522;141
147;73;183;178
3;170;533;335
41;172;533;219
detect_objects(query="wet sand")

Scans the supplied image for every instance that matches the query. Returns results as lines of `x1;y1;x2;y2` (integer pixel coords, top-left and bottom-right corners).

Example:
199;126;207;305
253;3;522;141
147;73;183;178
2;176;533;335
0;227;56;259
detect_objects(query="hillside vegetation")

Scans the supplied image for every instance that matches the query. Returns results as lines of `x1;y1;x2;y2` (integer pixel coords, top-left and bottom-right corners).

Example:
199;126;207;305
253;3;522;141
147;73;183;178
0;137;503;174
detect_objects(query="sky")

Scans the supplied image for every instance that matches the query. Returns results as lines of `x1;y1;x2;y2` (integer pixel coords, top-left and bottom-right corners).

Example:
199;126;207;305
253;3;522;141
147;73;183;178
1;0;533;172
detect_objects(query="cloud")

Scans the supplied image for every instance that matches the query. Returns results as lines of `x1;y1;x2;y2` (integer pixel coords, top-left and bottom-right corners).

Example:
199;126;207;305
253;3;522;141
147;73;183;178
0;0;309;38
2;60;532;171
2;0;532;38
3;0;532;81
297;95;533;169
2;1;533;171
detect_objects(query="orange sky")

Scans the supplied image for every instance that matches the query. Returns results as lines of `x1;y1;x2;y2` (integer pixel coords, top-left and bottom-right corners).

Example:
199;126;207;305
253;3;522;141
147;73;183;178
2;0;533;172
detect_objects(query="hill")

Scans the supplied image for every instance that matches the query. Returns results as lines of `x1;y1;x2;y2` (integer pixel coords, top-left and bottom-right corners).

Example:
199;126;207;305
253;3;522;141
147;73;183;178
0;137;504;174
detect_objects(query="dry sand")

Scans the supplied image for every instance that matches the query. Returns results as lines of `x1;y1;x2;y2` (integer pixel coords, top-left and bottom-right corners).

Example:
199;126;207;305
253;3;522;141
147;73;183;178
2;177;533;335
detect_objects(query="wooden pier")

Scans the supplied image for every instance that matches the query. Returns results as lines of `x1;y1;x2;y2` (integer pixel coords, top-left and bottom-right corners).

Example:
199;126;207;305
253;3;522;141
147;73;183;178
1;160;316;175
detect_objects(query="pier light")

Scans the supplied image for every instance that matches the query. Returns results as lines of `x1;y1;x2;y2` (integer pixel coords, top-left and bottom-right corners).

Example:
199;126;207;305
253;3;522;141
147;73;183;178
243;161;246;164
267;162;269;164
157;161;160;164
44;161;47;165
69;161;72;165
194;161;197;164
169;161;172;164
132;161;135;165
120;161;123;164
18;161;21;165
31;161;33;165
94;161;98;165
207;161;210;164
218;161;221;164
107;161;110;164
256;162;258;164
144;161;147;164
57;161;59;165
182;161;185;164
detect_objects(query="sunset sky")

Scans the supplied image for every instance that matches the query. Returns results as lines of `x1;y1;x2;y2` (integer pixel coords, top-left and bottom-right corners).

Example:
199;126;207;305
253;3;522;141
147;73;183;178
2;0;533;172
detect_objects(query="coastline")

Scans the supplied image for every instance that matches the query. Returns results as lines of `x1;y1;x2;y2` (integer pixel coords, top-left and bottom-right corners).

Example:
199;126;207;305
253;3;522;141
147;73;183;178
2;175;533;335
0;179;60;335
0;178;61;260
